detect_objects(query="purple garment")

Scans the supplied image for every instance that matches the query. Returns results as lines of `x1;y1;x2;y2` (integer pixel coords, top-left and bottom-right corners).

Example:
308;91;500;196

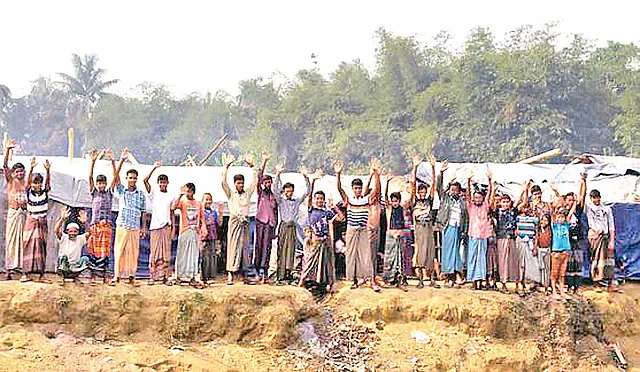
256;168;278;227
203;208;219;240
91;189;113;225
308;207;336;240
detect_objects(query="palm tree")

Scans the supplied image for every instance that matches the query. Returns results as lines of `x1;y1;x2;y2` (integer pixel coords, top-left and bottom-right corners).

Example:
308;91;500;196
58;54;119;103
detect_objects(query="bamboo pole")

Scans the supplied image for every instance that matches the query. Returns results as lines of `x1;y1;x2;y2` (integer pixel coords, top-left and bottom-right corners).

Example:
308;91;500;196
517;148;561;164
198;133;229;166
67;128;74;163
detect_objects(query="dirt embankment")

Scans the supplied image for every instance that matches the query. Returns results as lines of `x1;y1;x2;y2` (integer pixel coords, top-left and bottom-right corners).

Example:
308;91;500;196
0;281;638;371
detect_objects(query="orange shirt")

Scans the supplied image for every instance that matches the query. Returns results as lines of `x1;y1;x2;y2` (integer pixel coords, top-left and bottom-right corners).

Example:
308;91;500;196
175;198;206;236
7;178;27;210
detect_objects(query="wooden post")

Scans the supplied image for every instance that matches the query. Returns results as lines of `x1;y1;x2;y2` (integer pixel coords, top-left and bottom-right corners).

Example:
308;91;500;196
67;128;74;163
517;148;561;164
198;133;229;166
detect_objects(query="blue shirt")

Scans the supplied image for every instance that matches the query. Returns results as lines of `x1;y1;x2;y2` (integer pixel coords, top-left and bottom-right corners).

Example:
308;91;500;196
307;207;336;240
552;222;571;252
115;184;146;230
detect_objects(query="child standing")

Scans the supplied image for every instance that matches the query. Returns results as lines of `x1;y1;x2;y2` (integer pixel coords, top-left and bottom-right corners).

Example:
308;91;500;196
22;158;51;282
465;171;494;291
537;214;553;293
493;193;520;292
3;139;28;280
410;155;438;289
55;207;90;285
383;186;408;292
201;193;223;285
551;202;577;300
172;183;207;287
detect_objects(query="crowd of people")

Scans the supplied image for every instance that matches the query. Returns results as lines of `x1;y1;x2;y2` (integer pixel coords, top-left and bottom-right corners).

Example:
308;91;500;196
2;139;620;299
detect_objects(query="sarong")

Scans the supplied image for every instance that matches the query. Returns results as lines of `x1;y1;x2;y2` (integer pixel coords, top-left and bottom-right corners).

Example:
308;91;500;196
255;221;275;273
537;247;551;287
521;238;541;283
149;224;172;279
5;208;25;271
201;239;219;280
299;238;332;285
413;222;435;268
226;216;251;273
383;232;405;281
87;222;112;272
176;229;200;279
511;237;527;282
277;221;297;278
496;238;513;283
345;226;373;279
441;225;462;274
567;237;586;287
486;237;497;278
57;255;89;278
22;214;47;275
113;226;140;278
589;232;612;282
466;237;487;281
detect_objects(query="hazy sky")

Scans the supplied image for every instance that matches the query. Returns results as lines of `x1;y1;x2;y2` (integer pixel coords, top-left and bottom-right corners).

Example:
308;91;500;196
1;0;638;98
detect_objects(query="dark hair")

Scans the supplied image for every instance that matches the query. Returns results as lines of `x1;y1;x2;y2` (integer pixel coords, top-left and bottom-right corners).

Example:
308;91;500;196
531;185;542;194
351;178;363;187
12;163;25;171
262;174;272;182
499;194;512;201
314;190;325;198
157;174;169;182
126;169;138;177
564;192;575;198
233;174;245;183
202;192;212;199
390;192;402;201
590;189;601;198
283;182;295;190
185;182;196;193
96;174;108;183
450;182;461;190
32;173;43;184
417;184;428;192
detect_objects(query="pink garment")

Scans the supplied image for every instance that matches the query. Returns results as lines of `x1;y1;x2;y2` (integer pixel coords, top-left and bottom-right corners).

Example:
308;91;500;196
467;200;493;239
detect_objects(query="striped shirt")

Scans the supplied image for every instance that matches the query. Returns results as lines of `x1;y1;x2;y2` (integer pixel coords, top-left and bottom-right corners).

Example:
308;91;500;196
115;184;146;230
516;215;539;240
26;187;48;216
346;195;369;228
91;189;113;225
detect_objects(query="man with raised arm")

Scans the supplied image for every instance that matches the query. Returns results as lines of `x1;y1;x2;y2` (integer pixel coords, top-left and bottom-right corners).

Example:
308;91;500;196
254;151;278;284
410;154;438;288
3;139;28;280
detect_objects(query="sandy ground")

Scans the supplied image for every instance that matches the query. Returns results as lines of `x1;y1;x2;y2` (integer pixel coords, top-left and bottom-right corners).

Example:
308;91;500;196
0;279;638;371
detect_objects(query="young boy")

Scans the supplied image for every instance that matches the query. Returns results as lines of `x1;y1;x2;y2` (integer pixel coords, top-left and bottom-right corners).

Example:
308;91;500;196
435;161;468;288
383;183;408;292
299;172;335;295
87;149;118;284
551;202;577;300
537;213;553;293
221;152;258;285
201;193;223;284
172;183;207;287
586;189;616;291
493;187;526;292
3;139;28;280
110;149;147;286
410;155;438;288
22;157;51;282
514;184;540;295
254;151;278;284
334;158;381;292
274;163;311;283
55;207;90;285
465;171;494;290
144;160;174;285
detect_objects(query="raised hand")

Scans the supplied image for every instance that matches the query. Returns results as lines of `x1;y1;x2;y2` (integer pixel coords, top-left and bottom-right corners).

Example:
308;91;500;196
487;169;493;180
333;160;344;174
153;160;162;169
429;154;437;167
223;153;236;168
243;152;255;167
61;206;72;220
580;172;587;181
370;157;382;174
179;184;188;195
104;148;115;161
299;165;309;177
120;148;130;161
89;149;101;162
274;163;284;174
6;139;18;151
44;159;51;171
30;157;37;169
261;150;270;163
441;160;449;173
412;154;422;168
77;209;88;224
311;169;323;180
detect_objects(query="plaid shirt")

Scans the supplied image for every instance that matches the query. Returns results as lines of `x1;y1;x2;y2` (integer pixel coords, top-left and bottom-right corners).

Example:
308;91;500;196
115;184;146;230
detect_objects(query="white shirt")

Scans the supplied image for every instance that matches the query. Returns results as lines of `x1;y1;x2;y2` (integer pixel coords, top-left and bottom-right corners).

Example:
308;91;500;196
58;233;87;265
448;199;462;227
149;189;175;230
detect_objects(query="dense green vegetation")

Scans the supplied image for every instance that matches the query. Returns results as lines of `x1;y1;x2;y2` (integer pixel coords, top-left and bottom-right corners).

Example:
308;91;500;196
1;26;638;173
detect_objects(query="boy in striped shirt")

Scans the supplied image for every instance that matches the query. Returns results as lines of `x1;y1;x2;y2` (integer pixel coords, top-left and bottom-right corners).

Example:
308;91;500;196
334;158;381;292
22;157;51;282
515;208;539;295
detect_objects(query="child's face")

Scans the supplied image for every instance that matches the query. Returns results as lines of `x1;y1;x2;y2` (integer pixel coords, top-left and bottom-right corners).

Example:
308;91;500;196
126;173;137;188
564;194;575;206
31;181;43;192
284;186;294;199
418;188;428;199
14;168;25;180
234;179;244;192
590;196;601;206
158;179;169;192
499;198;512;210
96;180;108;192
186;189;195;199
262;178;272;190
352;184;363;197
67;227;79;238
449;185;460;197
473;192;485;204
390;198;400;208
554;213;566;224
314;194;325;208
540;217;550;227
203;195;213;208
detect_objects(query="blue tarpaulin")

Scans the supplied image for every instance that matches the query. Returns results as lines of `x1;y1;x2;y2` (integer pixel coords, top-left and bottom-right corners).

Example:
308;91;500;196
611;203;640;280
